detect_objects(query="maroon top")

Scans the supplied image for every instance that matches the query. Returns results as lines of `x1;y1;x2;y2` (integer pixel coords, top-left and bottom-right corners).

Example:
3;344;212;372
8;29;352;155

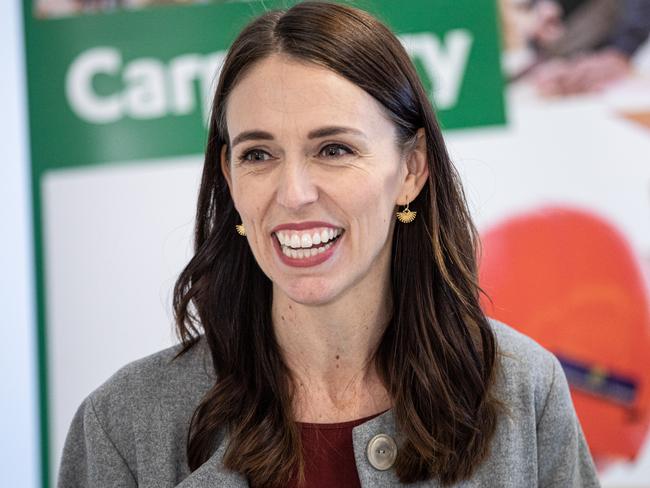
286;411;387;488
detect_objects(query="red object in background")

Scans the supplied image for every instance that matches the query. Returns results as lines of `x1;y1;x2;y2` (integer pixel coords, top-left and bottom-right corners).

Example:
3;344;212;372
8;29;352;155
479;206;650;464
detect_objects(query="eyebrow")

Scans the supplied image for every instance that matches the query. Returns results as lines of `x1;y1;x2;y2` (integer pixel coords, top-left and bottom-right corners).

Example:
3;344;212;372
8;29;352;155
230;126;367;148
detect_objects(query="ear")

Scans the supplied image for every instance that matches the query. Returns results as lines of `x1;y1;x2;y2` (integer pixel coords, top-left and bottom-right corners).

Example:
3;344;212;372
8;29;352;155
220;143;233;194
397;128;429;205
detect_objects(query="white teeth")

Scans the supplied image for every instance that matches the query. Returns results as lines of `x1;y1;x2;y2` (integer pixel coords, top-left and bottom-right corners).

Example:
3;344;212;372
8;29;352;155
276;227;343;262
276;227;343;249
280;240;336;259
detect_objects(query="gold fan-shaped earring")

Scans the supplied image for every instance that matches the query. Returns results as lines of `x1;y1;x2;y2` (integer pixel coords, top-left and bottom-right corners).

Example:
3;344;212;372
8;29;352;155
396;198;417;223
235;223;247;236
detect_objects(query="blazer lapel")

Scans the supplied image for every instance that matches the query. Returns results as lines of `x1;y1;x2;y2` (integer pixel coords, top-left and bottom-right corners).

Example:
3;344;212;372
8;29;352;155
352;409;441;487
176;438;249;488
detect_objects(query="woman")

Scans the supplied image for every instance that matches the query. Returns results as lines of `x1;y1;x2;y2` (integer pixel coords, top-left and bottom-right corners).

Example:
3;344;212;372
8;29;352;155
58;2;600;487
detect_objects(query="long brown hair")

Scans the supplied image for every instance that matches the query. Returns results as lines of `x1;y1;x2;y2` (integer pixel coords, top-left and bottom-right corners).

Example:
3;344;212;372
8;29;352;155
173;2;498;486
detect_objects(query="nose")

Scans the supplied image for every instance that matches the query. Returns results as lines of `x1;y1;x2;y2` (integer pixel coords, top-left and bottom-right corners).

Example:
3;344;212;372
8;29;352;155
275;158;319;210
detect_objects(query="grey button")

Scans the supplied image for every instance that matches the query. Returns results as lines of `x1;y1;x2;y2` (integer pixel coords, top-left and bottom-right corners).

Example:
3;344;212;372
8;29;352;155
366;433;397;470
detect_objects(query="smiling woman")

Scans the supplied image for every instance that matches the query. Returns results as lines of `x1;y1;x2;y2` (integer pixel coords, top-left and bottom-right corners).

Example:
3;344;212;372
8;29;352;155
58;2;600;488
220;55;416;303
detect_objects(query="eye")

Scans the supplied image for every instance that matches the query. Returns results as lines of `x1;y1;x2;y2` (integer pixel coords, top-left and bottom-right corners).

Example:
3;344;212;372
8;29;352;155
319;143;353;158
240;148;272;162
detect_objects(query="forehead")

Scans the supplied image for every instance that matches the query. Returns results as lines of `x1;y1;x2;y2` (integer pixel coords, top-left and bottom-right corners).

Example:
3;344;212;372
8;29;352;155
225;54;394;139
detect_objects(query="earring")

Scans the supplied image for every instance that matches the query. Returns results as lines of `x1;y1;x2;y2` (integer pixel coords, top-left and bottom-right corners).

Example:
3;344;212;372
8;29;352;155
396;198;417;223
235;223;247;236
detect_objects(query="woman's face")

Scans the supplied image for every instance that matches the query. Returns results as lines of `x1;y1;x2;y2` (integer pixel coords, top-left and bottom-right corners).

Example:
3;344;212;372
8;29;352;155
221;54;420;306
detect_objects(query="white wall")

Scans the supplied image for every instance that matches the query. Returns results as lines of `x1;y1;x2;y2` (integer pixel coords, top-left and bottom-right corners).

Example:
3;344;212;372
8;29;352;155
0;0;40;486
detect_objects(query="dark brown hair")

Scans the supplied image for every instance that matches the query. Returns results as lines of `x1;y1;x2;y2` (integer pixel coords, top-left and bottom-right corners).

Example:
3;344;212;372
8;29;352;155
173;1;498;486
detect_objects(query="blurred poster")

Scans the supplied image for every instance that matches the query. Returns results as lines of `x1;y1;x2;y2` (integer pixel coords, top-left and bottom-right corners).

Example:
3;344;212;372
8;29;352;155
22;0;504;486
465;0;650;486
34;0;233;19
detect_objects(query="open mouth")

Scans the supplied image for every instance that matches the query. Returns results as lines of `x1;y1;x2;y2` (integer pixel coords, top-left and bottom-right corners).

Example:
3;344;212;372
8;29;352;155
273;228;344;261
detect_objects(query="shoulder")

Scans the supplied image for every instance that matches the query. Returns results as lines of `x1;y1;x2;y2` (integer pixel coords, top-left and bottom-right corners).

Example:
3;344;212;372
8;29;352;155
485;319;601;486
487;317;562;421
59;338;215;484
489;316;559;379
88;336;214;414
489;316;556;367
84;338;214;461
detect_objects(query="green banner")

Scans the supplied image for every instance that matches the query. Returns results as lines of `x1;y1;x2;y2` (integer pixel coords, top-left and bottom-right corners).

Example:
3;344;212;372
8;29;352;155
25;0;504;173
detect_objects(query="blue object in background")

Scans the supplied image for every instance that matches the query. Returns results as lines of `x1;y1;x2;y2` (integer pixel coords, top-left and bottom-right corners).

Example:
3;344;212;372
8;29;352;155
0;0;39;486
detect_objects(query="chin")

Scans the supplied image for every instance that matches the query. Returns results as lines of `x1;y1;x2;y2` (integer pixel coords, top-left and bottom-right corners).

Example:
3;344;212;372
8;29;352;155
281;279;342;306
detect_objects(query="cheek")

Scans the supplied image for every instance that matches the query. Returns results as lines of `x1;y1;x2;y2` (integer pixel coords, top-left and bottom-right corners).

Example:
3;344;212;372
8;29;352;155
232;175;269;218
343;174;398;235
368;170;402;238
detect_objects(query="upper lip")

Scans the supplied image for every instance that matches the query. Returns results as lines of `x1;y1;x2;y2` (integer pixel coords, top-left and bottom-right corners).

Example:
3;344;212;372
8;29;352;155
271;221;342;233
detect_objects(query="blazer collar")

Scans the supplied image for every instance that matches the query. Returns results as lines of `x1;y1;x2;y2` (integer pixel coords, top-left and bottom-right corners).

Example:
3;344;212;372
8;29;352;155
176;440;248;488
176;409;418;488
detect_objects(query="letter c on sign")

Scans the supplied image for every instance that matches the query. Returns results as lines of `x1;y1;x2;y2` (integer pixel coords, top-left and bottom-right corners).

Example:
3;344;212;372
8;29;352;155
65;47;123;124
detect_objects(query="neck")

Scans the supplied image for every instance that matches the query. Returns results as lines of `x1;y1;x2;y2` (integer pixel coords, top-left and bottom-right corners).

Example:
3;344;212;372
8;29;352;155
271;270;393;422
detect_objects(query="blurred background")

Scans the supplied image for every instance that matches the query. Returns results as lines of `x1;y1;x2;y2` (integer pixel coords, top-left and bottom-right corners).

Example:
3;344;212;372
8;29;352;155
2;0;649;486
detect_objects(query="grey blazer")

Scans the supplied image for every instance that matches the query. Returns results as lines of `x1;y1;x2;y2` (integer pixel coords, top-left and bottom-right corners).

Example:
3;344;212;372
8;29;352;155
58;319;601;487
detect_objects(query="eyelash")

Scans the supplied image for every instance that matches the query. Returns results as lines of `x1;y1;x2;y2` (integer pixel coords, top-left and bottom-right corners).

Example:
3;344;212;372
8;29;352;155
318;143;354;159
237;143;354;163
238;148;273;163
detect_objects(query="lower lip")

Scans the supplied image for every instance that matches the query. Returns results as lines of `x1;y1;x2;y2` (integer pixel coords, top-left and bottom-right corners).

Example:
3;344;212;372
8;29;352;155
272;233;343;268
